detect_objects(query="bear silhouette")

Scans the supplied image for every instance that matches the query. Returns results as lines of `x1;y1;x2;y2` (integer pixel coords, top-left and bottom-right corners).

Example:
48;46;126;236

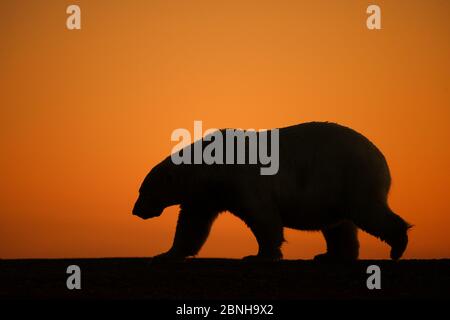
133;122;411;261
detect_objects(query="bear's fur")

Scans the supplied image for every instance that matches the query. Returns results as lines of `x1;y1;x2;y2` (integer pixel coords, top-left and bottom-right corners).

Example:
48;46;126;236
133;122;411;261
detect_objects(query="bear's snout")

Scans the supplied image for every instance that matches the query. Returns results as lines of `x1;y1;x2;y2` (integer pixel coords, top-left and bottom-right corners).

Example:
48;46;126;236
132;197;164;219
132;202;144;217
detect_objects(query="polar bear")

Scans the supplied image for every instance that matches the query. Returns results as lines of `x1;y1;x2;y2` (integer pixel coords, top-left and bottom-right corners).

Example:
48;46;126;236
133;122;411;261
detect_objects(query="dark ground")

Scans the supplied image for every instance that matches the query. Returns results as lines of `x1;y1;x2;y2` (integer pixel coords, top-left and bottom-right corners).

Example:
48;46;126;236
0;258;449;299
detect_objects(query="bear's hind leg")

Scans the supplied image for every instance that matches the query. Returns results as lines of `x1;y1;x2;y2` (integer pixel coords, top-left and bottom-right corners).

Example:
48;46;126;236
351;203;410;260
152;207;219;261
314;220;359;262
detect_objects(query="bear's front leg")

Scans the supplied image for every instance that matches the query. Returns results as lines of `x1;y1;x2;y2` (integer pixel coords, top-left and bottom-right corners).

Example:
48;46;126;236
314;220;359;262
151;206;219;262
241;210;284;262
151;250;185;262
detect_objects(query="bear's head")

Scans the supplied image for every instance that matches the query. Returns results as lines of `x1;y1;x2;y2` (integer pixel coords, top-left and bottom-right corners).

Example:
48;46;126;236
133;159;180;219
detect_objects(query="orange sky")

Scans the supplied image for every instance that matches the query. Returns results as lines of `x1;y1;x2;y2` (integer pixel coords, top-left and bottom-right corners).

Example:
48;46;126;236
1;0;449;259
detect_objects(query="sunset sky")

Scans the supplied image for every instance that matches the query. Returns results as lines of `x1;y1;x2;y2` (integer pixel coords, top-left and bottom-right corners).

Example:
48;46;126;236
1;0;449;259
